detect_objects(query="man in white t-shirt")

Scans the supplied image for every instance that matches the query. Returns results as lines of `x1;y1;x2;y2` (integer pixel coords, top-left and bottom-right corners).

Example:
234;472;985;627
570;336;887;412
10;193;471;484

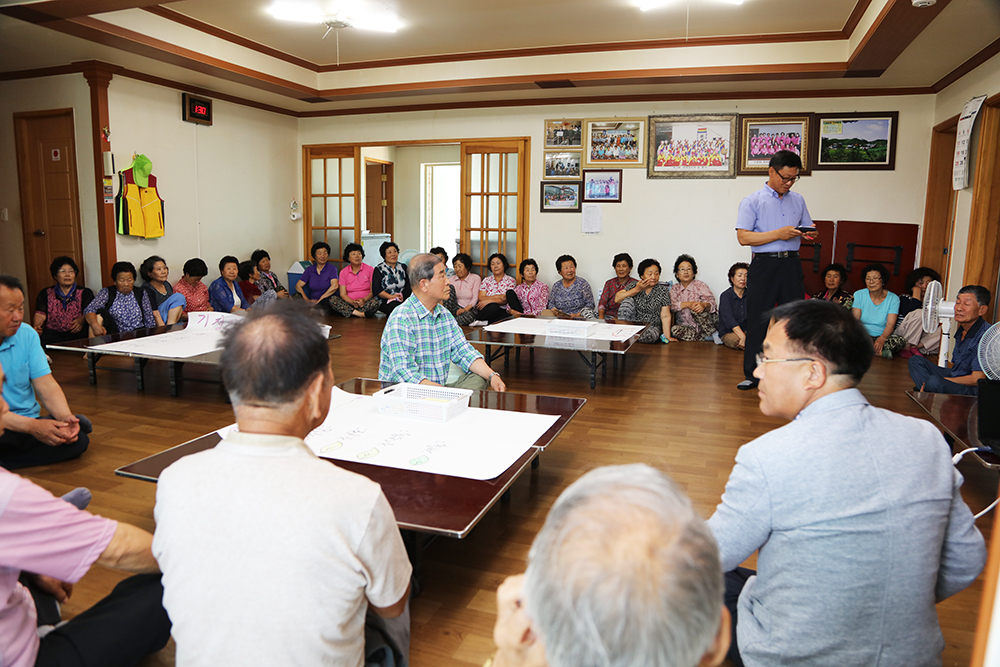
153;303;412;667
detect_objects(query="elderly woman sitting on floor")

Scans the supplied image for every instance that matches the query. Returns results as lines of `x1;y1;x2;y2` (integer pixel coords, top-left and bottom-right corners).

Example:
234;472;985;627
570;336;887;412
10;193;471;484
507;258;549;317
852;262;907;359
617;258;676;344
548;254;597;320
812;263;853;308
669;254;719;342
597;253;638;320
33;256;94;347
84;261;156;335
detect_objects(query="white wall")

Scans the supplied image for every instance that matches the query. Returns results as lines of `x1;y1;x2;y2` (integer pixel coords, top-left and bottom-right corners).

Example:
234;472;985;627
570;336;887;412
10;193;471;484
932;50;1000;300
392;145;461;254
0;75;98;288
108;78;299;285
300;96;935;301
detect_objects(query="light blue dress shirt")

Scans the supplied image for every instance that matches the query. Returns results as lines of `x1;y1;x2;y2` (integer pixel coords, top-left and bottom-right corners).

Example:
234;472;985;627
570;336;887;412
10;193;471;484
736;184;813;253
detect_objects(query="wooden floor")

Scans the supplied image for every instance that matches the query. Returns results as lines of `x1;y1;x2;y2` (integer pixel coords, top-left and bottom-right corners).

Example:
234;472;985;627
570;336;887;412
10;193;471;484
21;315;996;667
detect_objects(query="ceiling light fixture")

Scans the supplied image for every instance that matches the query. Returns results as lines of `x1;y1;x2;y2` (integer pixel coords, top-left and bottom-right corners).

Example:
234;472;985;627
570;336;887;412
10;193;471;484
267;2;402;33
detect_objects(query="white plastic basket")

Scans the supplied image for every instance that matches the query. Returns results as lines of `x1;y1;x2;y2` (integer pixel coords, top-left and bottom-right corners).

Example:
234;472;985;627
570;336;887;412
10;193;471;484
373;383;473;422
544;319;598;338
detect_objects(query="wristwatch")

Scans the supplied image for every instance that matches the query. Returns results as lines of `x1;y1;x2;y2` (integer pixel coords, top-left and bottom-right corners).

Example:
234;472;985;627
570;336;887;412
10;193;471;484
488;371;500;382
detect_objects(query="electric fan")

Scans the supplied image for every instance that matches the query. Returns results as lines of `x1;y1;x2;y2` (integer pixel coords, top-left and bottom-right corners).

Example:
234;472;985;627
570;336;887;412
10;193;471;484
979;322;1000;380
921;280;956;367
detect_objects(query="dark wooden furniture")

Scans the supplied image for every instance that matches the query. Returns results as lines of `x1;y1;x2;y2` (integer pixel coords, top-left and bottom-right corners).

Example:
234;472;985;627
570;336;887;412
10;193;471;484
906;390;1000;469
466;318;648;388
116;378;586;538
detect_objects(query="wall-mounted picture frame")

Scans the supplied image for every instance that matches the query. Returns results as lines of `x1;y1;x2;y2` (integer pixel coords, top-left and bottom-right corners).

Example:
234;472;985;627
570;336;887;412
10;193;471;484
540;181;582;212
544;119;583;148
584;118;646;168
737;113;811;176
812;111;899;170
544;151;582;179
582;169;623;203
647;114;737;179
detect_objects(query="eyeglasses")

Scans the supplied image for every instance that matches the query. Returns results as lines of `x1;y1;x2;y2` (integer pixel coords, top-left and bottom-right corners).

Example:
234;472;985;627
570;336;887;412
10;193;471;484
778;174;800;184
755;353;814;367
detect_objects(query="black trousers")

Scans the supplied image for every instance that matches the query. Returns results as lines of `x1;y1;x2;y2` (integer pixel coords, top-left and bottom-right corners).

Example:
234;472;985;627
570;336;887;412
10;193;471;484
34;573;172;667
724;567;755;667
742;255;805;381
477;303;509;324
0;415;91;470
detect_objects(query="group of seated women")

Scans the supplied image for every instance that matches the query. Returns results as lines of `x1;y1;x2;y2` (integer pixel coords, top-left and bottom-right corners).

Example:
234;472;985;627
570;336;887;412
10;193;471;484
428;248;732;345
811;261;942;358
37;250;287;340
297;241;411;318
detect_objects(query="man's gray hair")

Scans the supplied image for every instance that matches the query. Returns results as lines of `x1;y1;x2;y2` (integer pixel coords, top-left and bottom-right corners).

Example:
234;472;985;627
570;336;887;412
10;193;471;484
408;253;441;286
958;284;991;308
524;464;723;667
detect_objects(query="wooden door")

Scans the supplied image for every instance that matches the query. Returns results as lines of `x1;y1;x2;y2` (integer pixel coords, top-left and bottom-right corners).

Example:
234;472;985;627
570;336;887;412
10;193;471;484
920;117;958;288
303;146;360;270
460;139;529;277
364;160;394;237
833;220;919;295
14;109;85;313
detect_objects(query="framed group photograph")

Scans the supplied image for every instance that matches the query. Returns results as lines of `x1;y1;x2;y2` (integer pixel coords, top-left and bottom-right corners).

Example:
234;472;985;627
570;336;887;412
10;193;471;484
540;181;582;212
737;114;811;176
544;151;582;179
584;118;646;168
647;114;737;179
544;119;583;148
582;169;622;203
812;112;898;170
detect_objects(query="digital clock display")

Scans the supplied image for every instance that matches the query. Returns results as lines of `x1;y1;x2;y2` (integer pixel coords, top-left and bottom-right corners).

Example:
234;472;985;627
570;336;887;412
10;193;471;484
182;93;213;126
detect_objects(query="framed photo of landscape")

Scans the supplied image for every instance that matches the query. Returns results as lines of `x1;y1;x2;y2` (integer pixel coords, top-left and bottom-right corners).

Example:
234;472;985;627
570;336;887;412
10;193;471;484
646;114;736;179
544;150;582;179
582;169;623;203
584;118;646;168
812;112;898;170
544;119;583;148
737;114;811;176
540;181;582;212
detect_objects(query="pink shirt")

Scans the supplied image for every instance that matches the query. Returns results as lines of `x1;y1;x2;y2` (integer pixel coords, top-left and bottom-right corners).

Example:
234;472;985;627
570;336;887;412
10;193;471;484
339;263;375;300
513;281;549;316
448;273;482;309
669;279;717;328
0;470;117;667
481;274;516;311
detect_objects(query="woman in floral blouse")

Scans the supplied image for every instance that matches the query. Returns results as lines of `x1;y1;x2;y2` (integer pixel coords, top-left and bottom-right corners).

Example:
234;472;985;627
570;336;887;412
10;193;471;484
84;261;156;335
476;253;516;324
33;256;94;347
507;258;549;316
812;263;853;309
669;254;719;341
618;258;675;344
373;241;411;316
548;254;597;320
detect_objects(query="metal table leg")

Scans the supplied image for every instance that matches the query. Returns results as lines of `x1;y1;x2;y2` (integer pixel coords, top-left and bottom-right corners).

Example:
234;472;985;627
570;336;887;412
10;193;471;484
87;353;99;385
168;361;184;397
134;357;148;391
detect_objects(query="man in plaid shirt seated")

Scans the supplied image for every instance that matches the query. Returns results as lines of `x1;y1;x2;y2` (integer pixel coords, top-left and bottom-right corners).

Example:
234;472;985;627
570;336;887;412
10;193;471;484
379;253;506;392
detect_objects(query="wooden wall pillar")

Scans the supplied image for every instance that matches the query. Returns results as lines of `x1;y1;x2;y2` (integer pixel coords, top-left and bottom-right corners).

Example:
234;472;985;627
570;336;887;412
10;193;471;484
81;60;119;284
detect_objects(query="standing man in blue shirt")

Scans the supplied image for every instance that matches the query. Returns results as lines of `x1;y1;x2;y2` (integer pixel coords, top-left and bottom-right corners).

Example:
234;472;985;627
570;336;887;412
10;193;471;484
735;150;816;390
909;284;990;395
0;275;91;469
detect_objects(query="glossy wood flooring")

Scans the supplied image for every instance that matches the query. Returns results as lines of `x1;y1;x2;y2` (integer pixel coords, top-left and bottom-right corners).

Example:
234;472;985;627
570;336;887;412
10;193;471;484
21;315;996;667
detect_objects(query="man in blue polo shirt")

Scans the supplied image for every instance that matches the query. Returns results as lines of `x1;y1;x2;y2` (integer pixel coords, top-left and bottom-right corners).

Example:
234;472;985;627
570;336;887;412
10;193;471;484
734;150;817;391
909;284;990;396
0;275;90;469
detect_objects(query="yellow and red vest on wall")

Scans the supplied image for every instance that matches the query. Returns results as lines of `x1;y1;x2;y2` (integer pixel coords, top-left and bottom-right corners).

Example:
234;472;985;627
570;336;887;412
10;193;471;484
115;154;164;239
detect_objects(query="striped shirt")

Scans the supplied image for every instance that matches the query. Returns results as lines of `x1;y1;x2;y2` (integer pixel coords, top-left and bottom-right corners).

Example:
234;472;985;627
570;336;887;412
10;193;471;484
379;295;483;385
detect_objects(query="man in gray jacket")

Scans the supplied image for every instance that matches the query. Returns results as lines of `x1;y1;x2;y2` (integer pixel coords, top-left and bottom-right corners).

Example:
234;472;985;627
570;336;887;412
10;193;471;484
709;299;985;667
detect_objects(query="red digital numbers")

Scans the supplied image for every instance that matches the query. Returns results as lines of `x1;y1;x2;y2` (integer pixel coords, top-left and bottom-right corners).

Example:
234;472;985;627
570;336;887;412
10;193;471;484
193;104;208;116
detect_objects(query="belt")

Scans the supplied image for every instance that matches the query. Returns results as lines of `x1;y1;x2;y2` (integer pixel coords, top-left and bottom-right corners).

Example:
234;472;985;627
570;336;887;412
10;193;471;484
754;251;799;258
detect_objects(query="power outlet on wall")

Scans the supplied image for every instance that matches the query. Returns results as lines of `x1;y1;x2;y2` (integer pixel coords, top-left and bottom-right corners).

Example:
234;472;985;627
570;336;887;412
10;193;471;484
0;208;8;222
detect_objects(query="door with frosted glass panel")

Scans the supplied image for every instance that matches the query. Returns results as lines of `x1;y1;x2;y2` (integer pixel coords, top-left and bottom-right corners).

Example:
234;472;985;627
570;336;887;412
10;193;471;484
303;146;359;271
461;140;529;278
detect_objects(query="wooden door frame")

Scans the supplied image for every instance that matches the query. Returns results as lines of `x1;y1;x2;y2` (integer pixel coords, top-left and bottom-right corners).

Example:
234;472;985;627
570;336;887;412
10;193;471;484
13;108;85;313
919;114;959;291
301;145;360;267
962;92;1000;322
302;138;530;265
364;157;394;238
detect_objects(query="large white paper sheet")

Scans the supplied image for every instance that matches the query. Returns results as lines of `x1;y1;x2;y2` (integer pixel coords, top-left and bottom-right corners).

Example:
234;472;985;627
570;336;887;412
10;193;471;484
87;312;330;359
214;388;560;480
484;318;645;341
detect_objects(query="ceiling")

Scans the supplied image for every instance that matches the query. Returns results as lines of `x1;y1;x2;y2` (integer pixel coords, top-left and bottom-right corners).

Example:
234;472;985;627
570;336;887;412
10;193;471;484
1;0;999;116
